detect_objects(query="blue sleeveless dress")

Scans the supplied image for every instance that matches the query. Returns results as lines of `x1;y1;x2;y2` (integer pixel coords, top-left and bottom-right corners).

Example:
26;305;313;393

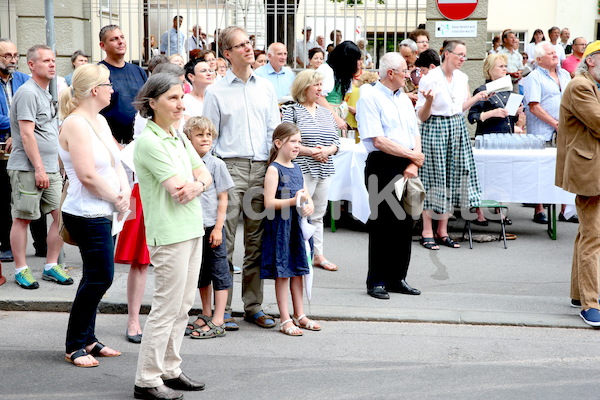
260;162;310;279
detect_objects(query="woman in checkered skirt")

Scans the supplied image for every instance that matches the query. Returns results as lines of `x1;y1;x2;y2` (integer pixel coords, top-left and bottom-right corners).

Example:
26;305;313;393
415;40;489;250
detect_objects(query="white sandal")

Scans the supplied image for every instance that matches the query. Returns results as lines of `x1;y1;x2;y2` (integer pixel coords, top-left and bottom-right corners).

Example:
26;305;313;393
293;314;321;331
279;318;303;336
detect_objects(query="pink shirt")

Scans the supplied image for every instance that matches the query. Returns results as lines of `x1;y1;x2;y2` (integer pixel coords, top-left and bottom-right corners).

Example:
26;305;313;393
562;55;581;75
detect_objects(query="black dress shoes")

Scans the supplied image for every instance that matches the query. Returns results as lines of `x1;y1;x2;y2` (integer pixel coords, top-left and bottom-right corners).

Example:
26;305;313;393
134;384;183;400
386;280;421;295
367;286;390;300
163;372;205;391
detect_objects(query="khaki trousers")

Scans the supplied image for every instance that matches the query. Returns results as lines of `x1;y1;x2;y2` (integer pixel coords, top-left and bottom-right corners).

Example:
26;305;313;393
223;158;266;315
571;194;600;311
135;237;202;387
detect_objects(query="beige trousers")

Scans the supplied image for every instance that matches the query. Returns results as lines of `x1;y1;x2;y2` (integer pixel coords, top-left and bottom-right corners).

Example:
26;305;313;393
571;194;600;311
223;158;266;315
135;237;203;388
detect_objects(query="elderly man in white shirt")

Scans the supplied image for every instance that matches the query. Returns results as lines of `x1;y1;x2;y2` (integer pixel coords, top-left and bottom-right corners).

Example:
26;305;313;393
356;52;424;300
294;26;316;68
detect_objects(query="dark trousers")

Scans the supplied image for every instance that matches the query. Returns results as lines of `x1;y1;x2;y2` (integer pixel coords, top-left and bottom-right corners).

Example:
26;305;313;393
1;160;48;253
365;151;413;288
63;213;114;353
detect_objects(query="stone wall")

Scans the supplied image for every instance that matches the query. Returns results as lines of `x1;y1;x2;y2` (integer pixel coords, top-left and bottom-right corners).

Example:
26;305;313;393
15;0;91;77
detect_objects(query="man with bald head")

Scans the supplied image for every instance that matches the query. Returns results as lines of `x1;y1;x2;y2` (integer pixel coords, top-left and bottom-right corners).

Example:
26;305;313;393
254;41;295;99
562;37;587;77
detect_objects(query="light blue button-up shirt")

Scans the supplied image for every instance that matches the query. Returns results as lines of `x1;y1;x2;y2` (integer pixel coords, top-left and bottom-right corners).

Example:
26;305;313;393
254;62;296;100
160;27;185;57
523;65;571;140
203;70;281;161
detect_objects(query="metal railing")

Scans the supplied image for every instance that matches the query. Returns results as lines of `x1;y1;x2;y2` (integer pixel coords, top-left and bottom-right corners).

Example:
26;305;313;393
87;0;426;67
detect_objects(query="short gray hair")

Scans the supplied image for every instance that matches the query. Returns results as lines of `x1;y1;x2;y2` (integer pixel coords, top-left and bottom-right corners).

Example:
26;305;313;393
379;52;404;76
134;73;183;119
399;39;417;53
27;44;52;62
534;41;552;59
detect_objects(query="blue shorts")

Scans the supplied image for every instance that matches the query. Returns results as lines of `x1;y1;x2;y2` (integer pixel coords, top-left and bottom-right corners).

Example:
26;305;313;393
199;225;232;291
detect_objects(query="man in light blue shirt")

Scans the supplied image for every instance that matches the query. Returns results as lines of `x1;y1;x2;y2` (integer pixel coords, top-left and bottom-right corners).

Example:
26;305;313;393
203;26;280;330
160;16;185;57
523;41;571;224
254;42;296;100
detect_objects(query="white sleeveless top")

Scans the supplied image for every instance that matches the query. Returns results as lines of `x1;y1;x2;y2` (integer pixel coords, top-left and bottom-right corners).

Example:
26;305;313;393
58;114;121;218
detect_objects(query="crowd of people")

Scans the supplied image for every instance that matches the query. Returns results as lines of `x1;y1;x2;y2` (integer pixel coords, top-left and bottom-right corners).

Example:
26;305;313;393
1;18;600;400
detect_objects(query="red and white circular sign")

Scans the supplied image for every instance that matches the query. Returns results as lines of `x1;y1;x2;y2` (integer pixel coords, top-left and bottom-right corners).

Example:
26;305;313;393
437;0;479;21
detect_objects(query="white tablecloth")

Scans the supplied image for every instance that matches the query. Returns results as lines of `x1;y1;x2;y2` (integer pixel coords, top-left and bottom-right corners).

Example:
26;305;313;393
473;148;575;205
328;138;370;223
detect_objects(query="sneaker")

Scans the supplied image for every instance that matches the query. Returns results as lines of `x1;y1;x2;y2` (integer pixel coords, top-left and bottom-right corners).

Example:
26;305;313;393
580;308;600;327
233;265;242;274
42;264;74;285
15;267;39;289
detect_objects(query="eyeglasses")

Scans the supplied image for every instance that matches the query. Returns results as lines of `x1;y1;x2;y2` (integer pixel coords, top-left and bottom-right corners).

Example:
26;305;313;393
449;51;468;60
1;53;19;61
97;83;113;87
416;40;429;44
228;40;252;50
392;68;411;75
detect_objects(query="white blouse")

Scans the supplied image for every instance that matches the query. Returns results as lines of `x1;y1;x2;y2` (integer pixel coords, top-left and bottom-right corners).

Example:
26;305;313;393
415;67;469;117
59;115;121;218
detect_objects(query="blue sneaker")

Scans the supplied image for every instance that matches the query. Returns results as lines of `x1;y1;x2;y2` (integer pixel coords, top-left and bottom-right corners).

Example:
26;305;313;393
580;308;600;327
233;265;242;274
15;267;39;289
42;264;74;285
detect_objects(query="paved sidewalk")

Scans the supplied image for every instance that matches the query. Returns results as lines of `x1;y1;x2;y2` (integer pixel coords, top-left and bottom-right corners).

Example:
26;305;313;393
0;204;590;329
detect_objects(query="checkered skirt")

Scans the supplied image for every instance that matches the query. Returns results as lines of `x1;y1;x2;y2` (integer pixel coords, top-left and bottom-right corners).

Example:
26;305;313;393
420;114;481;214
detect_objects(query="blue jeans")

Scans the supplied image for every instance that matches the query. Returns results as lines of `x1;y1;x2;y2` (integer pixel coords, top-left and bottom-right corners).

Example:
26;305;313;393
63;213;114;353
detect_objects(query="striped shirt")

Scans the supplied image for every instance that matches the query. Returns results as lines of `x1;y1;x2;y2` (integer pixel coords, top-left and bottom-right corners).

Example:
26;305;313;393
203;69;280;161
282;103;340;179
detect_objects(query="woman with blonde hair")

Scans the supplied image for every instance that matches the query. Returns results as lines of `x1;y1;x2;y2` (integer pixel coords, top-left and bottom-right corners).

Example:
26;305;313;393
59;63;131;367
468;53;519;135
281;70;340;271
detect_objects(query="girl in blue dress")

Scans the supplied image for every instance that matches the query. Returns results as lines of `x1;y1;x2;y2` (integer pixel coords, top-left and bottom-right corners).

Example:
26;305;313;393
262;123;321;336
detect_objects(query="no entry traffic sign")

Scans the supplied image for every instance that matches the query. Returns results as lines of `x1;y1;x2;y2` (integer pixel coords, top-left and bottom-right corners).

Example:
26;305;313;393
437;0;479;21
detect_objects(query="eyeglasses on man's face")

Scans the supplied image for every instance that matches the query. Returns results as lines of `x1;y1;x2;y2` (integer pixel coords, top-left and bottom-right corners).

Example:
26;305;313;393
0;53;19;61
228;40;252;51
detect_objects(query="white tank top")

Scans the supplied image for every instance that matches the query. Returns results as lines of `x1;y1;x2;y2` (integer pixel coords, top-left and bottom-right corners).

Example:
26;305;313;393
58;114;121;218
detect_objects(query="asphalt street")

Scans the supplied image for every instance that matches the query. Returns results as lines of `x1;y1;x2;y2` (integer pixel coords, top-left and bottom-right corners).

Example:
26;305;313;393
1;311;599;400
0;203;598;399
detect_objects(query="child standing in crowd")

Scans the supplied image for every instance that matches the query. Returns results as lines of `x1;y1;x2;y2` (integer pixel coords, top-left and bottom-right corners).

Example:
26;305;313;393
184;117;234;339
262;123;321;336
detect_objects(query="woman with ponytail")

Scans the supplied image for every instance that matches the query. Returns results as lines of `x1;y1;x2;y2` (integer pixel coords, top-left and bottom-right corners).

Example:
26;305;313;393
58;63;131;367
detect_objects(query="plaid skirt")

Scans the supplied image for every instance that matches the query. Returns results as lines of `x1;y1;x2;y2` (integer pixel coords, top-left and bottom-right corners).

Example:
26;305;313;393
420;114;481;214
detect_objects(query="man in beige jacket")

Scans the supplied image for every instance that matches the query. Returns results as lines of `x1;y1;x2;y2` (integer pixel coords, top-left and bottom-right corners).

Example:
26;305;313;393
556;40;600;327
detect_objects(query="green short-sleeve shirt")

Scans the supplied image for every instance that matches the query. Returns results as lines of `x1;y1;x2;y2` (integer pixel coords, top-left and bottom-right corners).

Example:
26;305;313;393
134;120;205;246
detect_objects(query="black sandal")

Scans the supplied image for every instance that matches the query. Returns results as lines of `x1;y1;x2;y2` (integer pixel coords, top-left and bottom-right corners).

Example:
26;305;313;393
436;236;460;248
420;237;439;250
88;342;121;357
65;349;99;368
